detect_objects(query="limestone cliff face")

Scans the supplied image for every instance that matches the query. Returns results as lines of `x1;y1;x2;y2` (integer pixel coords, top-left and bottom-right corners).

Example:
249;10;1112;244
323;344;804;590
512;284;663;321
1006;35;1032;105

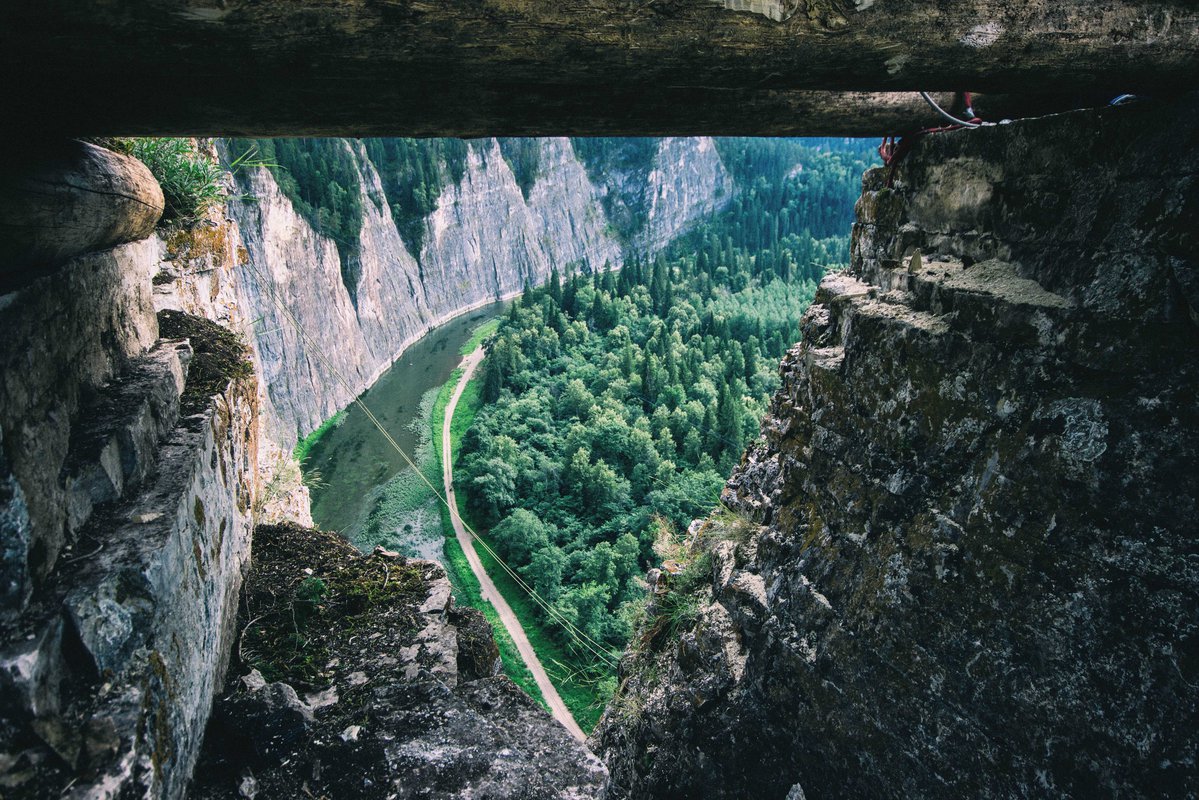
594;98;1198;798
221;137;727;445
0;296;260;799
634;137;730;254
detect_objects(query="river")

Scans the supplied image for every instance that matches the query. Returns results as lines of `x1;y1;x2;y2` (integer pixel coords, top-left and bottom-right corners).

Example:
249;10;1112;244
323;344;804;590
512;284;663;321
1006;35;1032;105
300;302;506;560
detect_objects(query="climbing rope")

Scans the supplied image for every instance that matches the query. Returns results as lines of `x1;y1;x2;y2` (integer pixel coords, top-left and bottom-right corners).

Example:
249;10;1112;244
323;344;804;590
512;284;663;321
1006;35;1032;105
879;91;994;187
919;91;981;129
243;259;622;669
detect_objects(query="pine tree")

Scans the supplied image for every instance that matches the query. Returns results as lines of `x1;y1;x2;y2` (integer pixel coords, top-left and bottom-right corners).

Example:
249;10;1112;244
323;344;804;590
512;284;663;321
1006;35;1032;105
480;353;503;402
716;382;741;461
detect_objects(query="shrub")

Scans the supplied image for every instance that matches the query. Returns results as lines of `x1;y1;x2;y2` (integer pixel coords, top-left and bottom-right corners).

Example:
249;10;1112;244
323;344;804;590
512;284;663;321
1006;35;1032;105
130;138;224;224
293;576;328;628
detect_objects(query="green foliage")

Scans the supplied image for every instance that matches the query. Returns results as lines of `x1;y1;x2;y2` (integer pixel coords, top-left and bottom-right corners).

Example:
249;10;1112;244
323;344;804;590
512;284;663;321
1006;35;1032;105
430;371;550;710
294;410;346;464
361;138;471;254
667;139;875;291
459;256;802;656
497;138;542;200
435;363;616;729
130;138;224;224
231;139;365;288
571;137;659;179
293;576;328;628
295;576;328;605
457;138;871;665
460;318;501;356
569;138;661;241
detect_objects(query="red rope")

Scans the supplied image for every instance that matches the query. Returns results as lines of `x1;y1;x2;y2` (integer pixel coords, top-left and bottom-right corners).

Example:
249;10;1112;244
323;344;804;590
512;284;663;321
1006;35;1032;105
878;91;982;187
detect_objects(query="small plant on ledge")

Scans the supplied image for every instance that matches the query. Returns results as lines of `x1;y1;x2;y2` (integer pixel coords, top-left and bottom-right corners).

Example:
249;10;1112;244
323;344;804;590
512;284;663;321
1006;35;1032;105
129;137;224;225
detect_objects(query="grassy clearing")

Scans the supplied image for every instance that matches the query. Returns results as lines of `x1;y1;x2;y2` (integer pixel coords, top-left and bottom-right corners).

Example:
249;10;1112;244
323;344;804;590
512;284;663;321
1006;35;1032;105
459;318;501;356
294;409;346;463
434;360;611;731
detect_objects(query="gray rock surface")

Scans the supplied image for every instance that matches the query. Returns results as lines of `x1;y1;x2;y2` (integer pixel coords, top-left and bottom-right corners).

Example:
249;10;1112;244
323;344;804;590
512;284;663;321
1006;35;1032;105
191;523;605;800
594;97;1199;798
0;312;258;800
0;237;161;604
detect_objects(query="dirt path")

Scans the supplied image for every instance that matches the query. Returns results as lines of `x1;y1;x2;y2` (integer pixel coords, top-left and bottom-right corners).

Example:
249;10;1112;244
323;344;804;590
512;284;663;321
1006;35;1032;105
442;347;586;742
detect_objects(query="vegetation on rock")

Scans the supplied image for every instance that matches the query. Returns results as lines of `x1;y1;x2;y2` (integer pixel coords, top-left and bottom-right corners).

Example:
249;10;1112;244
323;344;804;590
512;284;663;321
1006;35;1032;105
233;523;426;688
231;138;365;274
129;138;224;224
156;309;253;419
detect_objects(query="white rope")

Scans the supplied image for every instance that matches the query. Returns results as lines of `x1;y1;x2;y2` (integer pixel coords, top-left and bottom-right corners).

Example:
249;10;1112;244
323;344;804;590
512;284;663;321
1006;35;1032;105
919;91;981;129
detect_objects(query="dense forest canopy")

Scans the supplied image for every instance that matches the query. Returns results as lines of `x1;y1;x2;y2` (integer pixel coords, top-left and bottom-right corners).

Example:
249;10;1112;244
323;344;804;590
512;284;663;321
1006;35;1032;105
457;138;875;665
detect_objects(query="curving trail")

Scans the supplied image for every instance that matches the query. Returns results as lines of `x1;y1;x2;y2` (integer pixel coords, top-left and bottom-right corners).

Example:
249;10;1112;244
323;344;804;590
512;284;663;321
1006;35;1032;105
441;347;586;742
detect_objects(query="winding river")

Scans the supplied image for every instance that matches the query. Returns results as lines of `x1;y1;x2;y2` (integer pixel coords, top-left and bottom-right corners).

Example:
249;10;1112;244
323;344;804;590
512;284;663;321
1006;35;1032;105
300;302;506;559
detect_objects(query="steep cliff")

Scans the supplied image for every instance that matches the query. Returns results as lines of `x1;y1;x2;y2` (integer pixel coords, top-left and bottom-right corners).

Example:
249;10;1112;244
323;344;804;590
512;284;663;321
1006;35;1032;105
4;133;666;796
220;136;728;445
594;97;1199;798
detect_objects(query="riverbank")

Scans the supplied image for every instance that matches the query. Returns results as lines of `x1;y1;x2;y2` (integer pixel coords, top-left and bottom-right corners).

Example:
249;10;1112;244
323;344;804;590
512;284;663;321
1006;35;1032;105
298;303;506;543
440;348;585;740
430;360;547;710
431;344;611;733
295;307;611;730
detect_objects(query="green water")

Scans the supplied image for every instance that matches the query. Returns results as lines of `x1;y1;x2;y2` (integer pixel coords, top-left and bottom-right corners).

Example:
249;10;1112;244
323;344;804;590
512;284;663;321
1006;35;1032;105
301;303;505;558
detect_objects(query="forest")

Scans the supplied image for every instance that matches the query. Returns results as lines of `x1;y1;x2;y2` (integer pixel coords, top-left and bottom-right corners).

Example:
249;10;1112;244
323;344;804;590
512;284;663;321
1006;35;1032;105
457;138;875;662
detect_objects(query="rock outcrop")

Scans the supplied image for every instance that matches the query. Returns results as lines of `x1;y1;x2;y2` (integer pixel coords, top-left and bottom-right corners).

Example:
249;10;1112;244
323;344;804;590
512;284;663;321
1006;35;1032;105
0;133;728;799
0;141;164;292
191;523;606;800
0;307;258;799
594;97;1199;798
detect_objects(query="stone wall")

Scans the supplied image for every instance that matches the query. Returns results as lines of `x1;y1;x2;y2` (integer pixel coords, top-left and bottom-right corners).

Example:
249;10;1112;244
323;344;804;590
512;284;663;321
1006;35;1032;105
594;97;1199;798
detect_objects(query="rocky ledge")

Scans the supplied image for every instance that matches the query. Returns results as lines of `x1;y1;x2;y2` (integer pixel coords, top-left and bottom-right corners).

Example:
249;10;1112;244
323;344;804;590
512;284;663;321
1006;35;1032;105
191;523;606;799
593;97;1198;798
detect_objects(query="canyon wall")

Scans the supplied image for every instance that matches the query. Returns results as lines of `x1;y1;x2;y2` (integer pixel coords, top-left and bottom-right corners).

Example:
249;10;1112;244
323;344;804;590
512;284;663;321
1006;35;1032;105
595;97;1198;798
217;136;728;445
0;225;261;797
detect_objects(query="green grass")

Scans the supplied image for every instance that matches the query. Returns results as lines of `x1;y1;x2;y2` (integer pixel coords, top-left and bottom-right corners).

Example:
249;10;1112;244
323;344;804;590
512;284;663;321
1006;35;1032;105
431;368;548;709
294;409;346;463
129;138;225;224
433;359;613;731
459;318;501;356
437;503;545;707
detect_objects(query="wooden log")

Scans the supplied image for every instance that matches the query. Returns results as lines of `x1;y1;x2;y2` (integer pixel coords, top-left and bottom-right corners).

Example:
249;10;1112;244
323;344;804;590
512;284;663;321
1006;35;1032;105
0;142;164;292
2;1;1194;137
